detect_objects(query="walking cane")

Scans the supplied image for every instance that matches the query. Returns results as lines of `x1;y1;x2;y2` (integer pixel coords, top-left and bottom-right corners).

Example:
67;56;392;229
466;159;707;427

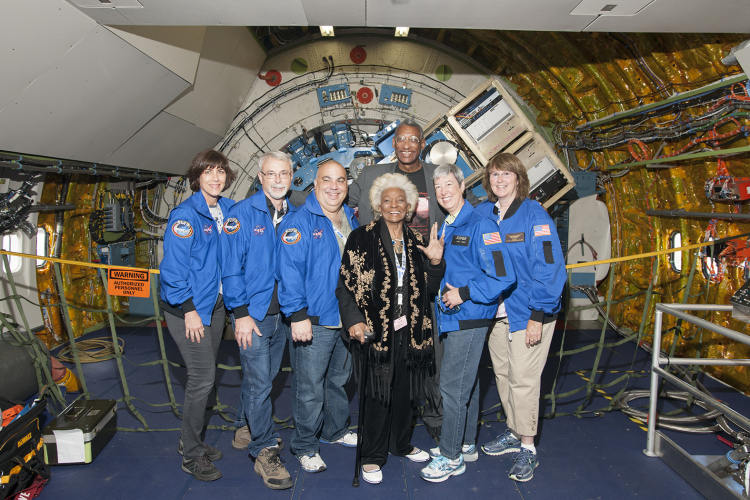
353;330;373;487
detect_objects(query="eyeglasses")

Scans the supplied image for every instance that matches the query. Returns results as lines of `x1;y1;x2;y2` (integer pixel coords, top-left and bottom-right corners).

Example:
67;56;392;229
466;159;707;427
395;135;421;144
260;171;291;180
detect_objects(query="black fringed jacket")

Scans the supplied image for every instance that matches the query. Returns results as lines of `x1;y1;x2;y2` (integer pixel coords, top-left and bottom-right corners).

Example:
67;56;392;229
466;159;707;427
336;218;445;402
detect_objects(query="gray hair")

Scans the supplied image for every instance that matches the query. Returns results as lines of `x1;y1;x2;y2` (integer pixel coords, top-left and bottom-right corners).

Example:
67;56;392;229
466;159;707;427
433;163;465;185
395;117;424;140
258;151;293;176
369;173;419;221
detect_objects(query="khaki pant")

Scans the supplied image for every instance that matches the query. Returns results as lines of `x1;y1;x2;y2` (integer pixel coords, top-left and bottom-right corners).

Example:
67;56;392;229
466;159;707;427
487;318;555;437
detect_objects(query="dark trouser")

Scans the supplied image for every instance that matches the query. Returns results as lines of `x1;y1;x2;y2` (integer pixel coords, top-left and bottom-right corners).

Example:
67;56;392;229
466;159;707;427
422;303;444;429
361;329;414;468
164;295;225;459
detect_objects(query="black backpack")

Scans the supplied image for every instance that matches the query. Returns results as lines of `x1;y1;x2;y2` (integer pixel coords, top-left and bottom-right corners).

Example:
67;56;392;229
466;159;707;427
0;398;49;500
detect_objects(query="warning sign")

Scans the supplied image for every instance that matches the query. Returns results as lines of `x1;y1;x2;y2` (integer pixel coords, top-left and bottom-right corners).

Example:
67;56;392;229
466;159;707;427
107;267;150;298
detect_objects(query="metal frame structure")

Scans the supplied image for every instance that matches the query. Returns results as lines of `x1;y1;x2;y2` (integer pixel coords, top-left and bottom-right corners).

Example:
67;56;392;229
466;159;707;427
645;303;750;499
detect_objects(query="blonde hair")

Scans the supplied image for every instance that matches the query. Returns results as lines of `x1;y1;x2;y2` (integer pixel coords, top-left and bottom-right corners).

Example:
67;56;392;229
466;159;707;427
369;173;419;220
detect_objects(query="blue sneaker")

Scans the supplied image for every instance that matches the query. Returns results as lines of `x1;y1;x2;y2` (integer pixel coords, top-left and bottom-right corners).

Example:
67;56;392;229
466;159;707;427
508;448;538;482
420;455;465;483
481;429;521;456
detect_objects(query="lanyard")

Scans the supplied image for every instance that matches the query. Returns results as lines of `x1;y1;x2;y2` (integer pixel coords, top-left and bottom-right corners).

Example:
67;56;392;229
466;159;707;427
272;199;288;227
332;224;346;241
440;221;448;240
395;240;406;288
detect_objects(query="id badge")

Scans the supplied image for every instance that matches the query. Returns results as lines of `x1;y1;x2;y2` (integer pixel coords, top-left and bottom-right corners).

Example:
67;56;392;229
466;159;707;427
394;315;407;330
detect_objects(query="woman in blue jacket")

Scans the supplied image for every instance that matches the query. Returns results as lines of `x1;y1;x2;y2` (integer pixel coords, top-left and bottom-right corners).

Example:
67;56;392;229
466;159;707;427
419;164;516;483
160;149;235;482
476;153;566;483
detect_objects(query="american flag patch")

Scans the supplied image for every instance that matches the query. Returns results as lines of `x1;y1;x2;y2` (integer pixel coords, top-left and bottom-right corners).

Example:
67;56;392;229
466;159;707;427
483;232;502;245
534;225;551;237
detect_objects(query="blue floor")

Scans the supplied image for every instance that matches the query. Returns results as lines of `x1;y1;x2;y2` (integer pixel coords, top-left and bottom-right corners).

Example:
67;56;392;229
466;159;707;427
37;320;750;500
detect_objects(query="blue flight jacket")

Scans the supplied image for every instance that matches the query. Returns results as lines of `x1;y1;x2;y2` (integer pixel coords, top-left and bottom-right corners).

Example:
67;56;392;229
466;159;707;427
276;192;359;327
220;190;298;322
437;201;516;334
476;198;566;333
160;191;235;326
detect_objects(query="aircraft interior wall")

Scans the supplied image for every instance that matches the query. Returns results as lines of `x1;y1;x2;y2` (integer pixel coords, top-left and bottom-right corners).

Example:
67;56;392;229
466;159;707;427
3;14;750;395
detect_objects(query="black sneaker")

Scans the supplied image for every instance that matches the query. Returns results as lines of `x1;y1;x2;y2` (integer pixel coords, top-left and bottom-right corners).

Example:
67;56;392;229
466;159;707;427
181;454;222;481
178;437;223;461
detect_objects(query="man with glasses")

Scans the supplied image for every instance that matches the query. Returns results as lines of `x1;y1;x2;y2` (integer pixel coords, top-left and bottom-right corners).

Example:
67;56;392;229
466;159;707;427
221;151;299;490
348;118;478;444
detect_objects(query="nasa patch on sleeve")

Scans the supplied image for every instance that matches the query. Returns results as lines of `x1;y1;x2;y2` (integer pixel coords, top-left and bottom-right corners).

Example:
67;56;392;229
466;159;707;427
282;228;302;245
223;218;241;235
172;220;193;238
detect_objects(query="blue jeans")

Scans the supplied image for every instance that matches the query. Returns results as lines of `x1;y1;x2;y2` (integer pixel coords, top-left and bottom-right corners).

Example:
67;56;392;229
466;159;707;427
287;324;352;456
438;327;487;460
232;313;287;457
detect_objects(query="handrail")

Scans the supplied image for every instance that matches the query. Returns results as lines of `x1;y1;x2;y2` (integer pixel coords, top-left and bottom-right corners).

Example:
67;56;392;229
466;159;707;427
644;303;750;457
0;249;160;274
0;236;725;273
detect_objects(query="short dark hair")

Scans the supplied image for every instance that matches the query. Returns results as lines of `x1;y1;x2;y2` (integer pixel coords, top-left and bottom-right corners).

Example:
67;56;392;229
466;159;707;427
395;117;424;140
186;149;236;192
483;153;530;202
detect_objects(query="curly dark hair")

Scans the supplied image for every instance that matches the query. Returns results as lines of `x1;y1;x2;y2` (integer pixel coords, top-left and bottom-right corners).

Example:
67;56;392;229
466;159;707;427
482;153;529;203
186;149;236;192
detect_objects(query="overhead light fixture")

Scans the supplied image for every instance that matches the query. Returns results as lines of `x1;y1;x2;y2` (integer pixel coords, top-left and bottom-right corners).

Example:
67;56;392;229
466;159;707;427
320;26;334;37
395;27;409;37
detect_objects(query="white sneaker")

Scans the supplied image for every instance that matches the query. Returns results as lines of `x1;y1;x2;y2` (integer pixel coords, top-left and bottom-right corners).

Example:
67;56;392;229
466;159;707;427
298;452;327;473
406;448;430;462
462;444;478;462
320;431;357;448
429;444;477;462
362;466;383;484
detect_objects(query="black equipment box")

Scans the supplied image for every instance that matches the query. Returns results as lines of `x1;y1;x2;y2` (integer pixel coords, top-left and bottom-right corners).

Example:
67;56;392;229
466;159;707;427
43;399;116;465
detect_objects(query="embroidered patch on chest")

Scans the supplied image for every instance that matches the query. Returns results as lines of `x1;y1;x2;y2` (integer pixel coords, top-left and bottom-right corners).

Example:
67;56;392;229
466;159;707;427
313;229;324;239
203;223;213;235
223;218;240;235
172;220;193;238
483;232;502;245
505;232;525;243
451;235;470;246
253;224;266;236
282;228;301;245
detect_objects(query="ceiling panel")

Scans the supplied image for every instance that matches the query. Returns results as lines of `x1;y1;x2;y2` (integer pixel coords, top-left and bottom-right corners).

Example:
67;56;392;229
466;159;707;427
106;26;206;84
103;111;221;174
166;27;265;136
0;27;189;162
70;0;309;26
366;0;595;31
0;0;96;111
196;28;266;136
301;0;366;27
584;0;750;33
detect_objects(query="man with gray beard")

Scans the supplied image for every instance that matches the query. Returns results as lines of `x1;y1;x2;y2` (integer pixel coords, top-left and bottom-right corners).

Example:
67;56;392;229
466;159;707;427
221;151;299;489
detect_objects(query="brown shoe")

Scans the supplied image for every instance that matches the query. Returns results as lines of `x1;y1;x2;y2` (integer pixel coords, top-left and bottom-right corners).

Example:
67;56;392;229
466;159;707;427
231;426;251;450
232;426;284;451
254;447;293;490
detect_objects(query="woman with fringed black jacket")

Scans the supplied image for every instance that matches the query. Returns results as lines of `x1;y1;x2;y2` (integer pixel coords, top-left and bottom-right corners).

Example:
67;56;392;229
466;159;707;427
336;173;445;485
